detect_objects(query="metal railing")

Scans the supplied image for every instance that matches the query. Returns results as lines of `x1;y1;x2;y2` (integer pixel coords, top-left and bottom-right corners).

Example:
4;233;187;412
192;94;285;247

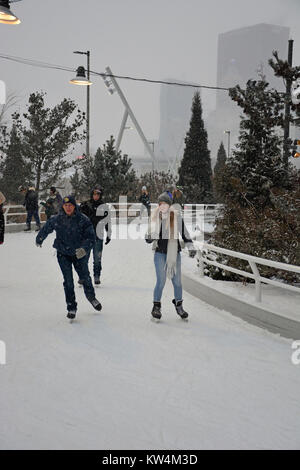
195;242;300;302
3;205;45;225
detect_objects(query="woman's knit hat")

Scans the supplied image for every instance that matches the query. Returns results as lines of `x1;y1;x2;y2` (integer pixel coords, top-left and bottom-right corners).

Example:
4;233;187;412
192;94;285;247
158;191;172;206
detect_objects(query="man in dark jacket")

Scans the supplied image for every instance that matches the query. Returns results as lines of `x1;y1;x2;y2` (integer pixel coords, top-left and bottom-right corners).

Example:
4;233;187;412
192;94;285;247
19;185;41;232
49;186;63;214
80;186;111;285
0;190;5;245
36;195;102;320
40;186;63;220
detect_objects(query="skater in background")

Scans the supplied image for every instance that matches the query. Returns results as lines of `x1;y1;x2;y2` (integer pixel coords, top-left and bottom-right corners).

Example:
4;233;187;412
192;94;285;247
0;190;6;245
172;186;185;209
19;185;41;232
80;186;112;285
138;186;151;223
145;192;197;321
49;186;63;214
36;195;102;320
40;186;63;220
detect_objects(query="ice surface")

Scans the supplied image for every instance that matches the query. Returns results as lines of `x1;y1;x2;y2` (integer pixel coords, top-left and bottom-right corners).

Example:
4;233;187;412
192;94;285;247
0;231;300;450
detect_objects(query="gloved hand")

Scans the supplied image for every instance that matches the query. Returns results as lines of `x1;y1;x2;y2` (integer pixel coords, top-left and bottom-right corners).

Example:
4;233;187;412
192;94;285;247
105;237;111;245
145;233;154;244
186;242;197;258
36;242;42;248
75;247;86;259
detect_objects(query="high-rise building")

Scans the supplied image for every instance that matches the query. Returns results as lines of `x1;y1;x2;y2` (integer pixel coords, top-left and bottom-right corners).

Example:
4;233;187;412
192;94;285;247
207;23;290;163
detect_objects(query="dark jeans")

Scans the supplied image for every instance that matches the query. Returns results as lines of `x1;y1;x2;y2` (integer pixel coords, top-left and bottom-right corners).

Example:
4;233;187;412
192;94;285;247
26;208;40;227
88;238;103;278
57;252;95;312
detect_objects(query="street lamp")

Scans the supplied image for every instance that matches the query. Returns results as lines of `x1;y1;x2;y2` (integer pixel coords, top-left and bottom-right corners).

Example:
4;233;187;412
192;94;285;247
224;130;231;158
0;0;21;24
70;50;91;158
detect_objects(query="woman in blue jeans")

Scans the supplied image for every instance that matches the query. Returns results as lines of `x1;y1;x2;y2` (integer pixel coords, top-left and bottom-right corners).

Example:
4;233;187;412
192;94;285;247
145;192;196;320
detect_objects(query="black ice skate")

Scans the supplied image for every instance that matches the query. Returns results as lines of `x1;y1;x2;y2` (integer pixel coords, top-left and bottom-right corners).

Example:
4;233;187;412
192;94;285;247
90;298;102;311
172;299;188;320
94;276;101;285
67;310;76;321
151;301;162;321
24;224;31;232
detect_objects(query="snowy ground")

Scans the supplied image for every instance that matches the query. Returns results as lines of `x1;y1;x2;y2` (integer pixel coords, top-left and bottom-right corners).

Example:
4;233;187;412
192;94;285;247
0;229;300;450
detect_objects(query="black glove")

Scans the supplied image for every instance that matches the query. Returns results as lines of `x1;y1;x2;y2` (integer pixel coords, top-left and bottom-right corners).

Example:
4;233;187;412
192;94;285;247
105;237;111;245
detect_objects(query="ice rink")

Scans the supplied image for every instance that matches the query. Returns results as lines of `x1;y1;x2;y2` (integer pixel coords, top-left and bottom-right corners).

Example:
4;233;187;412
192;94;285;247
0;231;299;449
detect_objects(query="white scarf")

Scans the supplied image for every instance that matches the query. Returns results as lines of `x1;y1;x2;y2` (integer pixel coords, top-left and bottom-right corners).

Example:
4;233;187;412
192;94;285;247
150;206;179;279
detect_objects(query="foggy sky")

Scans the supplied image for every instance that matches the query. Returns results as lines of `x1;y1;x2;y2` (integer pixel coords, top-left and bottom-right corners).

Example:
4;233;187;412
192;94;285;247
1;0;300;159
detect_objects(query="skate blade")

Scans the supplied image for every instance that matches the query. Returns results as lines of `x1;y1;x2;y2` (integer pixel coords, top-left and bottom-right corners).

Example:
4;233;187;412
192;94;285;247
151;317;161;323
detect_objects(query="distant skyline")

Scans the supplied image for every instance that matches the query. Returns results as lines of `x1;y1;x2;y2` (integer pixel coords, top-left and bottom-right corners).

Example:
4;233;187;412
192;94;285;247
0;0;300;162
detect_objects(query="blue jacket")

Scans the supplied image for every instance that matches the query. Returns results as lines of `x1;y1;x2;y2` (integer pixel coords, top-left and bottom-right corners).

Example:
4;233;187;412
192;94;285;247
36;205;96;256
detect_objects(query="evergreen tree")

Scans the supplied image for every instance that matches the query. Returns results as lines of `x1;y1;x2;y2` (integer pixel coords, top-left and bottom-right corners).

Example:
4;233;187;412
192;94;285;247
177;92;213;203
138;170;177;202
0;125;30;203
74;136;138;201
213;141;227;202
7;91;85;192
207;78;300;283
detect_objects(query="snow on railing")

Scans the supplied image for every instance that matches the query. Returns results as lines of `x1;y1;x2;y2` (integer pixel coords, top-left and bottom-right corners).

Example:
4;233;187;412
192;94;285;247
194;242;300;303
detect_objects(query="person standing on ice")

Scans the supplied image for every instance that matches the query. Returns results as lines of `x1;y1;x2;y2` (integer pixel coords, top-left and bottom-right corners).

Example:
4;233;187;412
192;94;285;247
145;192;197;321
79;186;112;285
138;186;151;223
19;185;41;232
36;195;102;320
0;190;6;245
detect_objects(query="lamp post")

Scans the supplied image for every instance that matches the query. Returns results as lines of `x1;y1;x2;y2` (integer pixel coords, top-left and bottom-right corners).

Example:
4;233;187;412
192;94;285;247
70;50;91;158
224;130;231;158
0;0;21;24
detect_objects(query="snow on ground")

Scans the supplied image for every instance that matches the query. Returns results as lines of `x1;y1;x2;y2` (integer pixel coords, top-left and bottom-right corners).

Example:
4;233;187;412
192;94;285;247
0;229;300;450
182;255;300;322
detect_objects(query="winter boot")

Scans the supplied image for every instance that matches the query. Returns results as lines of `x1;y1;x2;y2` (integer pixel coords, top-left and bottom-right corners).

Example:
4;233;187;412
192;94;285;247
67;310;76;320
172;299;188;320
24;224;31;232
90;298;102;311
35;224;41;232
94;276;101;285
151;301;162;320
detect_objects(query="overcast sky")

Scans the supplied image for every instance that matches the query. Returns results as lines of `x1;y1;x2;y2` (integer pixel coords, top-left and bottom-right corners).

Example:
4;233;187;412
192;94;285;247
1;0;300;158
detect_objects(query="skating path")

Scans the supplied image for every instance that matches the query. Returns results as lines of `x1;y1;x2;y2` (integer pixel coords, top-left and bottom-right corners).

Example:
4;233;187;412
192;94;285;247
0;230;300;450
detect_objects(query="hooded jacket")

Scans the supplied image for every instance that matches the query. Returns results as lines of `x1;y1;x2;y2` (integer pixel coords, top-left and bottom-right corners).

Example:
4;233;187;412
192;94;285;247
36;203;95;256
80;193;112;240
24;188;39;211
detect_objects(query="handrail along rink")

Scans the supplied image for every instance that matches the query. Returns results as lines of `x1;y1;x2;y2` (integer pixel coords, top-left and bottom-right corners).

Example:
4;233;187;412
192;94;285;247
192;241;300;303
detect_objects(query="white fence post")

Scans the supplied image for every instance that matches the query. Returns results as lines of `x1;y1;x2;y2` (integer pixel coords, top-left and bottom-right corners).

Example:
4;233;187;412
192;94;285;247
249;261;262;303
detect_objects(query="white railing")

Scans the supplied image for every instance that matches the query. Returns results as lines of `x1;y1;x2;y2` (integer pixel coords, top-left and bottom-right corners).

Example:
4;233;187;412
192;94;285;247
3;205;45;225
194;242;300;303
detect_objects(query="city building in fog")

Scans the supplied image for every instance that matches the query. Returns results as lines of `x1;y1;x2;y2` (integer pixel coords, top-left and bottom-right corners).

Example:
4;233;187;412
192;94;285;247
207;23;290;165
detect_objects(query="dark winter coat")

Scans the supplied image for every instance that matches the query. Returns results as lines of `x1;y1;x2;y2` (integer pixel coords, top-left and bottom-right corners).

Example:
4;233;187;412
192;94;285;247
0;204;4;244
80;195;112;240
145;211;193;254
139;193;151;208
36;204;96;256
24;189;39;211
